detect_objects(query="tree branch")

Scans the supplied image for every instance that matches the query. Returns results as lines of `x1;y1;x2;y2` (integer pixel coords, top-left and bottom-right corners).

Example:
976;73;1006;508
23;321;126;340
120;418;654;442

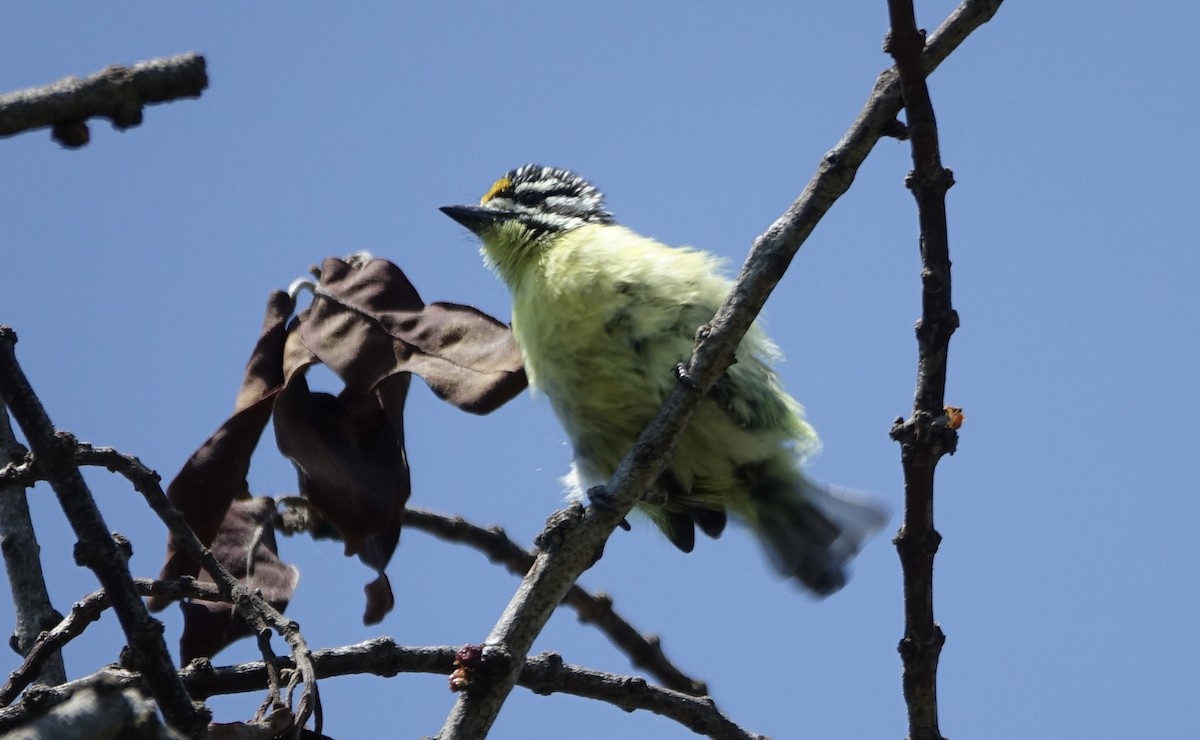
0;404;66;687
0;53;207;148
0;433;321;731
401;507;707;696
3;462;710;707
437;2;1003;736
70;443;321;735
2;671;170;739
883;1;989;738
0;578;226;707
0;640;762;740
0;327;208;737
517;652;760;740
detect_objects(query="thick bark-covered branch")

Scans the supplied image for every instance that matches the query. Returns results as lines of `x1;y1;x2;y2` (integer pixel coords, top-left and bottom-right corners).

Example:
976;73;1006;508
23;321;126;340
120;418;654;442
437;2;1003;737
0;53;207;148
0;327;208;737
2;671;169;740
0;404;66;687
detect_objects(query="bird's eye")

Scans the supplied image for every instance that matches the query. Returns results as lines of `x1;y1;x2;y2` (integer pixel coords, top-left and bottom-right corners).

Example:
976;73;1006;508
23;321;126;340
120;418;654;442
512;190;543;207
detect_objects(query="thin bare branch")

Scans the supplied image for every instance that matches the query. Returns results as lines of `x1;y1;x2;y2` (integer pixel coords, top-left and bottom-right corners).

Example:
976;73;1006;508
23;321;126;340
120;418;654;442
0;578;225;707
0;327;208;737
2;640;762;740
0;437;315;728
274;499;708;696
884;1;990;738
437;1;1003;736
0;403;66;687
402;507;708;696
0;53;207;148
517;652;761;740
71;443;321;736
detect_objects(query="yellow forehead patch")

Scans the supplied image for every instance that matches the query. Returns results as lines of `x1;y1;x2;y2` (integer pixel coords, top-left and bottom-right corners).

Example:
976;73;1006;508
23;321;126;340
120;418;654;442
481;175;511;205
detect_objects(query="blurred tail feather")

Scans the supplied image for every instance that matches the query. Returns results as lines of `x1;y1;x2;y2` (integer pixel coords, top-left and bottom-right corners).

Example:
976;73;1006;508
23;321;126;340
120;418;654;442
754;478;889;596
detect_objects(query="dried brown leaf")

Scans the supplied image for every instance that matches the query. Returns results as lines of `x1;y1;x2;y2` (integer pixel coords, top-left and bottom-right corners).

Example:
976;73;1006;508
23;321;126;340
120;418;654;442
273;360;409;624
179;498;299;662
151;292;293;609
300;257;527;413
362;573;395;626
156;257;518;633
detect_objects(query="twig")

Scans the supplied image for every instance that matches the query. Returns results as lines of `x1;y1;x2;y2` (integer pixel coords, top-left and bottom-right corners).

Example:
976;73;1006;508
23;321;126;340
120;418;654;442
0;53;207;148
6;640;761;739
517;652;761;740
0;503;741;737
0;440;307;723
0;327;208;737
0;578;226;707
275;499;706;694
402;507;708;696
275;498;706;695
884;2;985;739
180;639;452;701
72;443;321;736
437;2;1003;737
0;403;66;687
3;445;322;731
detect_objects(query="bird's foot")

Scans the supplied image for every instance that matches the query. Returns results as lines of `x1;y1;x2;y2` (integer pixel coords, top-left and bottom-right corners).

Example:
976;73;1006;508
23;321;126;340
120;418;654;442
673;362;700;391
586;485;632;531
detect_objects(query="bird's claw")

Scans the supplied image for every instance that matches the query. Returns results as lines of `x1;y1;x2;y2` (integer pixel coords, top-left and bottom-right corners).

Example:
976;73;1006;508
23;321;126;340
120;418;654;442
586;485;632;530
673;363;701;391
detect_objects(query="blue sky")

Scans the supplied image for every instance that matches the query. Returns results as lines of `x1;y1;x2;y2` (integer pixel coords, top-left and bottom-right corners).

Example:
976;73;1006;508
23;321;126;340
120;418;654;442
2;2;1198;738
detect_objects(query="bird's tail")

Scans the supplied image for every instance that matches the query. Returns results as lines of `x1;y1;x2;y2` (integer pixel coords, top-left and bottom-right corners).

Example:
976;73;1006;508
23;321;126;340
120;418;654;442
751;474;889;596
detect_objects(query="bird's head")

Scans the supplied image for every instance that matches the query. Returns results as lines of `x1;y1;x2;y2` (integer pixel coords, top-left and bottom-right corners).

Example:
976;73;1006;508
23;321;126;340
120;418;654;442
440;165;614;246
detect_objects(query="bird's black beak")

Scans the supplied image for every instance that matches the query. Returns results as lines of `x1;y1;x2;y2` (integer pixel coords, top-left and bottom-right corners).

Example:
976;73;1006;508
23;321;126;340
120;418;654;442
440;204;508;235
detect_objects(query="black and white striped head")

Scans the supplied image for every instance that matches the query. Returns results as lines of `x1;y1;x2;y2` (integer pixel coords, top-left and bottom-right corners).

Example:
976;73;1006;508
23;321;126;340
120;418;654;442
441;165;614;237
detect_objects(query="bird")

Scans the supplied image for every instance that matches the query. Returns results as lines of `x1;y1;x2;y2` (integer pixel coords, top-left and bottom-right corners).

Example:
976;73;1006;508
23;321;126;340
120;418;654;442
441;164;887;595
